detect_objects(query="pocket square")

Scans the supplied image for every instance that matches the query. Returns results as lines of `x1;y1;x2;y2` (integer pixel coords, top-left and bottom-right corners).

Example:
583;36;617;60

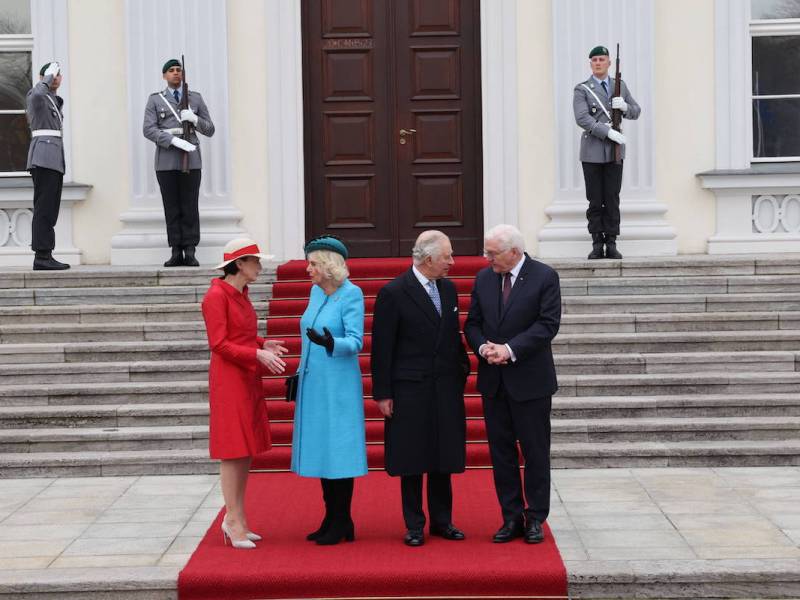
453;306;458;312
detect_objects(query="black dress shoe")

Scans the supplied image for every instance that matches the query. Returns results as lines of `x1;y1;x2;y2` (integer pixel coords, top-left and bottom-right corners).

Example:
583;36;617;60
182;246;200;267
430;523;465;540
33;252;70;271
492;520;524;543
524;519;544;544
404;529;424;546
164;247;183;267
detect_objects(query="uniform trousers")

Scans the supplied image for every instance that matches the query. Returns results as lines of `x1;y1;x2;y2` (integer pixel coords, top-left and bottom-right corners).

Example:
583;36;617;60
30;167;63;252
156;169;201;248
400;473;452;531
581;161;623;236
482;382;552;524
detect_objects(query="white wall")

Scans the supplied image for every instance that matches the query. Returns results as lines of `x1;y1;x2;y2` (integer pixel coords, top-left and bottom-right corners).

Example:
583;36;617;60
654;0;716;253
67;0;129;263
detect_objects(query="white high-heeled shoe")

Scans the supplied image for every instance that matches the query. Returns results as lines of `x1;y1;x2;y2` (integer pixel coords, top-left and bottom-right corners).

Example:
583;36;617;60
246;531;262;542
221;521;256;549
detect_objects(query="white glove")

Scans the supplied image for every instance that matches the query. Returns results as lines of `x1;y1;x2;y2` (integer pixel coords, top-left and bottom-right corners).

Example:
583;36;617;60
611;96;628;112
180;108;198;125
170;137;197;152
44;62;60;77
607;129;626;145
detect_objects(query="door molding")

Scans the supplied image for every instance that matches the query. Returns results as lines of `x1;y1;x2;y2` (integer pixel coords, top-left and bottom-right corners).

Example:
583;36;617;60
266;0;518;260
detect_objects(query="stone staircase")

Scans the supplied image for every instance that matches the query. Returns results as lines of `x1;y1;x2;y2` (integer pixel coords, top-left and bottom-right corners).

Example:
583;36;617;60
1;256;800;477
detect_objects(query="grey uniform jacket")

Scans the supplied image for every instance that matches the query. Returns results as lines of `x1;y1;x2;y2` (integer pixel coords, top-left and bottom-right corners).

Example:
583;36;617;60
573;76;640;163
26;74;65;173
142;88;215;171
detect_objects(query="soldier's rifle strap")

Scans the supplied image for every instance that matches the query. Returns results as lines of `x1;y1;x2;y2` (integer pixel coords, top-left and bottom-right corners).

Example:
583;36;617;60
159;92;182;123
580;84;611;121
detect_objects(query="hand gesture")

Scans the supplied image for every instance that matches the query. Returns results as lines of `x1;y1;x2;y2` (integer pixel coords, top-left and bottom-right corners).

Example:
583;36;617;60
180;108;199;125
482;341;510;365
262;339;288;355
44;62;60;78
257;348;286;374
376;398;393;418
611;96;628;112
306;326;334;352
170;137;197;152
606;129;626;145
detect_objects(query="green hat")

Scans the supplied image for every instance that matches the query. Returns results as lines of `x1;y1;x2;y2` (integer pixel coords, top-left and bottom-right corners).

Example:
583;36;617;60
589;46;609;59
304;235;348;259
39;62;51;76
162;59;181;73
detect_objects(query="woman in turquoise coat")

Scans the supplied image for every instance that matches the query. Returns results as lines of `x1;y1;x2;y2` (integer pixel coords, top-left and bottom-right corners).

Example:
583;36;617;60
291;236;367;545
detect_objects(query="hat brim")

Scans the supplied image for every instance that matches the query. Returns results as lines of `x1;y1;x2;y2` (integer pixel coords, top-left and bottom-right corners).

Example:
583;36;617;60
214;252;274;270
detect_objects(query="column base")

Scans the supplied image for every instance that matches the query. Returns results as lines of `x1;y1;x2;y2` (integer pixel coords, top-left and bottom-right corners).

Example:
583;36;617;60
538;198;678;258
708;235;800;254
110;205;247;266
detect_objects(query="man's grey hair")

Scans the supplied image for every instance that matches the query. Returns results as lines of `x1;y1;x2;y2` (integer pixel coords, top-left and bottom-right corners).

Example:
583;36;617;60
485;224;525;253
412;230;450;265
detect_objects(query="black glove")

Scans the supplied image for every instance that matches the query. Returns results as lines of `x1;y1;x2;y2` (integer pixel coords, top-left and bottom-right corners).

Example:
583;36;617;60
306;326;334;353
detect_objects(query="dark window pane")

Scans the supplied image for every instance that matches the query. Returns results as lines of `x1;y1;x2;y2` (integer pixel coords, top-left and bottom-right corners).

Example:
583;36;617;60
0;0;31;34
752;0;800;19
752;36;800;95
0;52;32;110
0;113;30;172
753;98;800;157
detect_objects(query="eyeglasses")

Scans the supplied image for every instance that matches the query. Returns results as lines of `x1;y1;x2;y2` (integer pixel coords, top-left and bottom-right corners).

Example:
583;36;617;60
483;248;510;259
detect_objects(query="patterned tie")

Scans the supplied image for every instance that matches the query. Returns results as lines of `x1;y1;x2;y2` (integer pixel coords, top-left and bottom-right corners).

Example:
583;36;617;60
502;272;512;306
427;280;442;316
173;89;180;104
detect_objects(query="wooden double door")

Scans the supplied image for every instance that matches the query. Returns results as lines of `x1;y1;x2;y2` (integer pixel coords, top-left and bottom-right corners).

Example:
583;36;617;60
302;0;483;257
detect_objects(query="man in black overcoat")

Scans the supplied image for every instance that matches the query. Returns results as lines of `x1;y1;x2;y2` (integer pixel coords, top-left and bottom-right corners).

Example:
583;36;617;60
464;224;561;544
371;230;470;547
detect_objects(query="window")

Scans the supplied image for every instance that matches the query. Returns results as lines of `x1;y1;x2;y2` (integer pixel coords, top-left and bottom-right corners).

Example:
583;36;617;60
0;0;32;175
751;0;800;161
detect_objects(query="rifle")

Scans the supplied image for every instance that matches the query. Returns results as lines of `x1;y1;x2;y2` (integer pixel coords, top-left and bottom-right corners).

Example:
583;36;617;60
180;54;192;173
611;44;623;164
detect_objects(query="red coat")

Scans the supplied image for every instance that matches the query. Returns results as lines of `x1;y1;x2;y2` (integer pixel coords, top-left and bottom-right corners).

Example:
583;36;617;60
201;278;271;459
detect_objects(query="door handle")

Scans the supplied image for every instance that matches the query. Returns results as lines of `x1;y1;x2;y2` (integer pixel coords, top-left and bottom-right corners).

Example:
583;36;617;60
399;128;416;144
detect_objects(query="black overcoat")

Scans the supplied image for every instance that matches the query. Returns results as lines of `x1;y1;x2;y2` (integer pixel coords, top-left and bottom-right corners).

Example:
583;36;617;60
370;268;469;476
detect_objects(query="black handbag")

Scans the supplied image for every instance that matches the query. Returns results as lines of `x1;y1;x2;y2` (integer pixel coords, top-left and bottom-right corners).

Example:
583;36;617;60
285;373;299;402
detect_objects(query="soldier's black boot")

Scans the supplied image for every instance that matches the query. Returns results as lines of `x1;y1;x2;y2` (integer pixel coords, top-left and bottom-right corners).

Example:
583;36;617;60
164;247;183;267
182;246;200;267
587;233;605;260
33;251;70;271
605;235;623;260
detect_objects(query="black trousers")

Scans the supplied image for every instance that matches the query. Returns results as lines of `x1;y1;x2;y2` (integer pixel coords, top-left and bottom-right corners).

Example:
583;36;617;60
482;383;551;524
156;169;201;248
581;161;623;236
30;167;63;252
400;473;452;531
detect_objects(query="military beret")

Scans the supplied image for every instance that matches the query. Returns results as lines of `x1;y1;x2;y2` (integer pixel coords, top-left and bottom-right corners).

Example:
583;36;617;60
39;62;51;76
304;235;349;259
589;46;609;58
162;59;181;73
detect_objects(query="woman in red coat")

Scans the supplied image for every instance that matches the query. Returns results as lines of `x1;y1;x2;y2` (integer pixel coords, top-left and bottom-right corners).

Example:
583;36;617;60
201;238;287;549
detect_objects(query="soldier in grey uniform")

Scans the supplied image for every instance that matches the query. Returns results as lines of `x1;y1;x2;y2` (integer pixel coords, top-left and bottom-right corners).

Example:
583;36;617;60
26;61;69;270
573;45;640;260
143;59;215;267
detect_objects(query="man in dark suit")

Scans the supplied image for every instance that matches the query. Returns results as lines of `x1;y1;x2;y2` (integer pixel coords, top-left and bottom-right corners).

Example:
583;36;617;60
464;224;561;544
371;230;470;547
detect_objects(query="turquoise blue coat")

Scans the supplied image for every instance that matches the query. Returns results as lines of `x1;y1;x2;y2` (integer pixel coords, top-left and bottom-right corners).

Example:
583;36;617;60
291;279;368;479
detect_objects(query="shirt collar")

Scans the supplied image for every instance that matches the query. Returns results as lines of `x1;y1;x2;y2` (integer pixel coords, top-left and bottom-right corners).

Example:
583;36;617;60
507;255;525;280
591;75;611;88
412;265;432;288
166;86;181;98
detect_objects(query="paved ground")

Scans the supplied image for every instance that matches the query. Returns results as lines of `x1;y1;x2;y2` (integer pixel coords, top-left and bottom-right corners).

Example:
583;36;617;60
0;467;798;597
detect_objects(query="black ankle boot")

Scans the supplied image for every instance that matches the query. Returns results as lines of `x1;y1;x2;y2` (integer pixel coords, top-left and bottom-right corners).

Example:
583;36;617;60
587;233;605;260
604;234;623;260
164;247;183;267
182;246;199;267
316;478;355;545
33;251;70;271
307;479;333;541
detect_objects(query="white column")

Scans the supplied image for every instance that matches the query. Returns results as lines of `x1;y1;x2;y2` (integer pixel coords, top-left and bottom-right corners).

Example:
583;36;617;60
111;0;245;266
538;0;676;257
481;0;519;229
264;0;305;261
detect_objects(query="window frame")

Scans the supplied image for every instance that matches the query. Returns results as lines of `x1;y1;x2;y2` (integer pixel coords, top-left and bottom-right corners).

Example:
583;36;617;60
750;18;800;162
0;29;34;177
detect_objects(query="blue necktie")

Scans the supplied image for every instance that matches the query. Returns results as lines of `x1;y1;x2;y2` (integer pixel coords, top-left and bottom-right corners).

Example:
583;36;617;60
601;80;608;97
427;281;442;316
173;89;180;103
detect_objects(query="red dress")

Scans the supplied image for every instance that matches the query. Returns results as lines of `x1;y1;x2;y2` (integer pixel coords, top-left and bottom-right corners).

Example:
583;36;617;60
201;278;271;459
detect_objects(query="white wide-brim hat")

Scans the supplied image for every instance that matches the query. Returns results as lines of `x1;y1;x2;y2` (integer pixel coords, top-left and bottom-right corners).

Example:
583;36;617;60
214;238;274;270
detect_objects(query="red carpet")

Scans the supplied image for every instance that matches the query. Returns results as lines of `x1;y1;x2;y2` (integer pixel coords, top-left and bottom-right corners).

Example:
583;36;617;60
178;470;568;599
179;258;568;599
